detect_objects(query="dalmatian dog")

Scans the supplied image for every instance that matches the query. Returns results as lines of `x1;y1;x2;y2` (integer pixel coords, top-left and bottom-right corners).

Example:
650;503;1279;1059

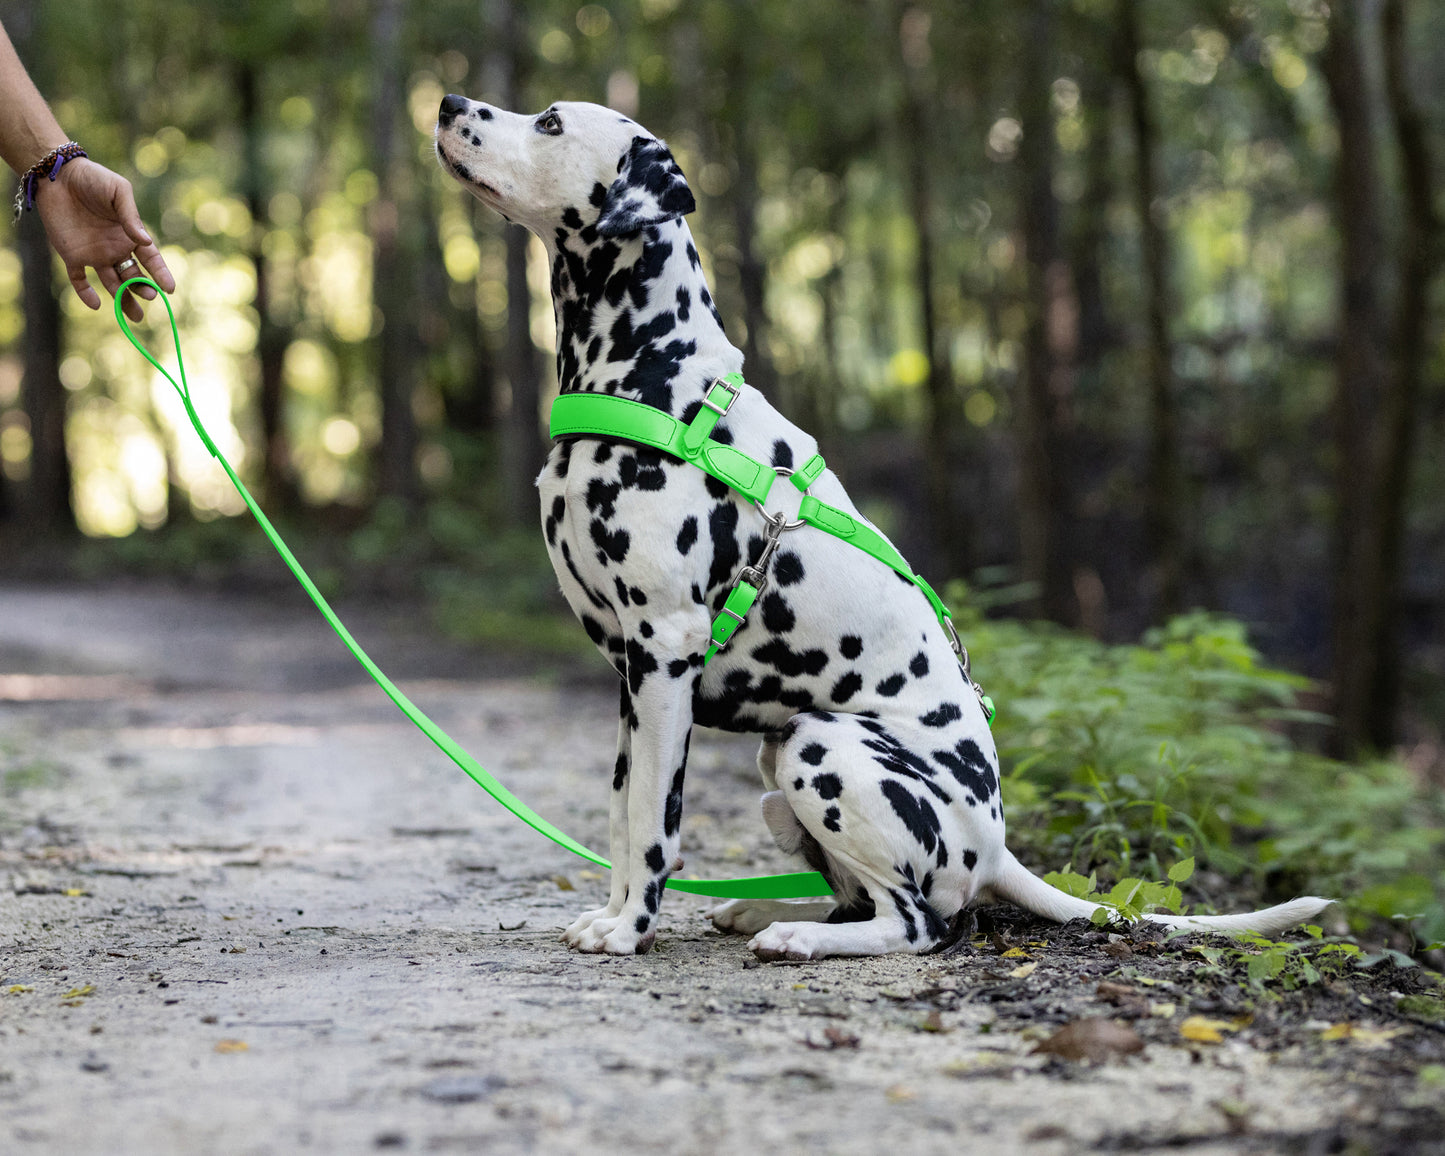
434;96;1330;959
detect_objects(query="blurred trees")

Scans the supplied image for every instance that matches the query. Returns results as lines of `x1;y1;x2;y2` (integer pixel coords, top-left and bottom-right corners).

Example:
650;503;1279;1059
0;0;1441;755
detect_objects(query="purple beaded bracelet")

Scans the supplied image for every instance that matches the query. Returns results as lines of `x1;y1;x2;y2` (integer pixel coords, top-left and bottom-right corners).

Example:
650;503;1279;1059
11;141;88;224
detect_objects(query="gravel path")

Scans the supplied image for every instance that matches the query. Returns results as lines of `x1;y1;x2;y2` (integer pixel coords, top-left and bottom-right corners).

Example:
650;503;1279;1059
2;582;1442;1154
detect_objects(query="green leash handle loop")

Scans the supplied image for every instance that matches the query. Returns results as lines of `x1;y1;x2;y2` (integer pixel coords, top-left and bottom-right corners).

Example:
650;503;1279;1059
115;278;831;901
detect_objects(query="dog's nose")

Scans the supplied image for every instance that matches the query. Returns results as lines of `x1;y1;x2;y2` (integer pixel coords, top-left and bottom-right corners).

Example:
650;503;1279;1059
438;93;470;126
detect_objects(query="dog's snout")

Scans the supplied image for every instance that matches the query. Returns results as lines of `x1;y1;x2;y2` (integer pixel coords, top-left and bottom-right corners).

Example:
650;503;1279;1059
438;93;470;126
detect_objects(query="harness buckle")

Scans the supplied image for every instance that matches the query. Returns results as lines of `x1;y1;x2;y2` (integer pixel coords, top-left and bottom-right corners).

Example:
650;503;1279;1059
701;377;740;417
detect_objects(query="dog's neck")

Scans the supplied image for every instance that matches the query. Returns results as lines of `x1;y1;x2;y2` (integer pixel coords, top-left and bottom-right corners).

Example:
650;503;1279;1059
541;217;742;417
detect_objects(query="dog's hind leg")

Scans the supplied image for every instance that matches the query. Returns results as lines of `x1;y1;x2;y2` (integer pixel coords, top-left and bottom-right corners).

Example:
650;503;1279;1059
743;714;966;959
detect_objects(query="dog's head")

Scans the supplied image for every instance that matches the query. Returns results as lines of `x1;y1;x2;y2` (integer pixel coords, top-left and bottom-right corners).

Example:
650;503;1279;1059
435;97;695;240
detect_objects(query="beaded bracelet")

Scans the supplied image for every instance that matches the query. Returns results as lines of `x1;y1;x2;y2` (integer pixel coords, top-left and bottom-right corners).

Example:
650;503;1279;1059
11;141;88;224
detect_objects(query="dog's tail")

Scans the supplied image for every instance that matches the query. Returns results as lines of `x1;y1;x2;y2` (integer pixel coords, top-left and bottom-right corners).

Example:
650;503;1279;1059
988;849;1332;936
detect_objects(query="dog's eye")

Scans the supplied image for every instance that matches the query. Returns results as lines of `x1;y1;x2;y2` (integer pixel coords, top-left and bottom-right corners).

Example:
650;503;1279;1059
537;111;563;136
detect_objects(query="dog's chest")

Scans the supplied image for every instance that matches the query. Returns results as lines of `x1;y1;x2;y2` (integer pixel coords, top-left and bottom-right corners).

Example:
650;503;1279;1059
537;422;987;740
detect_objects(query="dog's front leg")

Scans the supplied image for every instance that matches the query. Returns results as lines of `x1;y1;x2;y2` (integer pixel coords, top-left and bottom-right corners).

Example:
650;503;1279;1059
565;645;694;955
561;685;633;944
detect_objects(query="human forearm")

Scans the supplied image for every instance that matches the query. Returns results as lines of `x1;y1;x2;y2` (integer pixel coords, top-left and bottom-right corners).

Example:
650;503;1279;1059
0;19;68;176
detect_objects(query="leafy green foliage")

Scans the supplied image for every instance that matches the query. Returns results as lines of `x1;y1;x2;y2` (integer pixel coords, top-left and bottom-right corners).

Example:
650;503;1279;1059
950;587;1445;945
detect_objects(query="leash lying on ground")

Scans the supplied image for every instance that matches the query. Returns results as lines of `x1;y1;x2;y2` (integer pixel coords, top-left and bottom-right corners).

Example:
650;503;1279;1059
113;278;830;899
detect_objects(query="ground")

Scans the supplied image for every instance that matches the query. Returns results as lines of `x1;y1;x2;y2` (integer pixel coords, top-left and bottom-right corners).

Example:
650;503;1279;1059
2;581;1442;1155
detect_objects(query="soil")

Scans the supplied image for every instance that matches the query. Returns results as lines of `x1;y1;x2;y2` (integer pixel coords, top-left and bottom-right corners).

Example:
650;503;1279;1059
2;581;1443;1155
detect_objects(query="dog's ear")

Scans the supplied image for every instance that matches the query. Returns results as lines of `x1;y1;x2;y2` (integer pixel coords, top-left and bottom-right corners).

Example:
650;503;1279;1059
595;136;696;238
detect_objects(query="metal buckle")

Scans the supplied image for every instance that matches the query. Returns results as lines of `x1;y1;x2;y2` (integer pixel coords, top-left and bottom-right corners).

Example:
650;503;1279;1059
701;378;739;417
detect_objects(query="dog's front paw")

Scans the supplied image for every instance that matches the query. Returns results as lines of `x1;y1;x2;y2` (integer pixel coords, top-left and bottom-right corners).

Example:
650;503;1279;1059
561;904;619;947
749;921;823;962
566;911;657;955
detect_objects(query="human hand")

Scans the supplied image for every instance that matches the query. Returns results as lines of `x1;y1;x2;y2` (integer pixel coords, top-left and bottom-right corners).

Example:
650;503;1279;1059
33;157;176;322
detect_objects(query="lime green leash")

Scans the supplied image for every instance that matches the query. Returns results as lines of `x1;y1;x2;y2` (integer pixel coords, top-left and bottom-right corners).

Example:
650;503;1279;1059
114;278;829;899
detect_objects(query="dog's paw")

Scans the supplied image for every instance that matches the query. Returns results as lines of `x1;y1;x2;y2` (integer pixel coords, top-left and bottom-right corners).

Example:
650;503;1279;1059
565;911;656;955
561;905;619;947
748;921;825;962
709;898;794;935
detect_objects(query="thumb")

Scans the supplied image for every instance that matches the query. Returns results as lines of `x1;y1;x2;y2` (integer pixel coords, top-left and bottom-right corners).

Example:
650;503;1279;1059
110;178;153;249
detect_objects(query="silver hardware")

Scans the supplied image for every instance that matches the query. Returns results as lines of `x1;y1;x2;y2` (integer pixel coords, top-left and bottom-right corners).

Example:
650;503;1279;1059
752;466;810;531
701;378;739;417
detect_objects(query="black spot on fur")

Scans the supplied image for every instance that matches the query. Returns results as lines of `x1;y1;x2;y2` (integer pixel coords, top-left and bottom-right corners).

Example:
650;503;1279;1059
840;635;863;659
625;638;658;695
667;659;690;678
910;652;930;678
932;738;998;802
875;673;907;697
823;806;842;832
829;672;863;704
590;519;631;564
613;753;629;790
799;743;828;766
919;702;962;728
760;592;795;634
880;781;944;863
644;843;665;873
751;639;828;678
963;849;978;871
811;773;843;800
664;765;685;836
771;440;794;469
773;552;805;587
676;515;698;555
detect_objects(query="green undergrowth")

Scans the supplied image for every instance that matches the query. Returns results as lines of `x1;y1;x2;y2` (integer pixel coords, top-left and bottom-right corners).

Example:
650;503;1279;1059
946;584;1445;948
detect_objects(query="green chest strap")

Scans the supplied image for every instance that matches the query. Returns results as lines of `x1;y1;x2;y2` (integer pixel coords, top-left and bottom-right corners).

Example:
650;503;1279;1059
550;375;995;726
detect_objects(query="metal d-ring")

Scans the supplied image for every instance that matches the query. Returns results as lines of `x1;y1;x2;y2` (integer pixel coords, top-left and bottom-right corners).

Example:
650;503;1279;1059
753;466;809;530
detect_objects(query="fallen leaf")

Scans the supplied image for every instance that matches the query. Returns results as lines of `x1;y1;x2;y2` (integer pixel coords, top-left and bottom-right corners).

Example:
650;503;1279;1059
1000;947;1029;959
1180;1015;1238;1044
885;1084;917;1102
1103;940;1134;959
7;985;33;995
552;875;575;891
214;1039;249;1053
1009;962;1038;979
1320;1023;1411;1049
1096;981;1138;1001
61;986;95;1000
1033;1018;1144;1062
63;888;88;897
578;870;602;881
1149;1002;1177;1018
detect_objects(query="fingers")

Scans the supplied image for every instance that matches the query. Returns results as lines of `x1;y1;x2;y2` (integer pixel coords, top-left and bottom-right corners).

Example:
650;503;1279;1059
95;261;144;323
67;264;102;312
112;177;175;294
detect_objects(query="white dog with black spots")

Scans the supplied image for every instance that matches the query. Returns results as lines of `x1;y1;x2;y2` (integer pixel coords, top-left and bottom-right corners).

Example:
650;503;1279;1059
434;96;1329;959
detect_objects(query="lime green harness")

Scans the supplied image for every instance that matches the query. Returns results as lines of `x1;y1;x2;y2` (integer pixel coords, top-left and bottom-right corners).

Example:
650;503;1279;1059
550;374;995;725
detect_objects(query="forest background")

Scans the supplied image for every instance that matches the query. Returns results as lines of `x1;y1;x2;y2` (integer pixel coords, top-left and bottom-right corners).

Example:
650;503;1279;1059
0;0;1442;949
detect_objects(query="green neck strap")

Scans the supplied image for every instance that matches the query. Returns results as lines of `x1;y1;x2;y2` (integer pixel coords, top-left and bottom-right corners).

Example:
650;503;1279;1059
114;279;829;900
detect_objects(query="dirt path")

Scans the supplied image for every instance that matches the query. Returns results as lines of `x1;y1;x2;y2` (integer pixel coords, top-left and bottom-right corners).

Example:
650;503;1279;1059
2;582;1442;1154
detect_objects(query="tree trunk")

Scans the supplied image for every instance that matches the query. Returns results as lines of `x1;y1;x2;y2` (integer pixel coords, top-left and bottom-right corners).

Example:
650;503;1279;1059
12;2;72;535
1118;0;1183;620
1320;0;1389;757
486;0;545;523
370;0;418;507
1016;0;1075;624
238;62;298;512
1365;0;1439;750
894;1;970;580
